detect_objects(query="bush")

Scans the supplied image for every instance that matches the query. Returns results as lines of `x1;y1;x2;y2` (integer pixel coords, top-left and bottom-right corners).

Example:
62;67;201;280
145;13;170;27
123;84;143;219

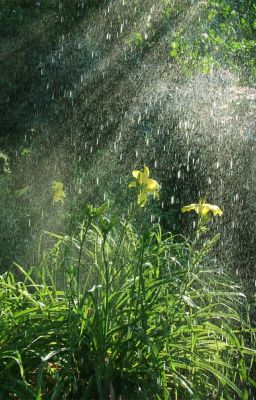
0;188;255;399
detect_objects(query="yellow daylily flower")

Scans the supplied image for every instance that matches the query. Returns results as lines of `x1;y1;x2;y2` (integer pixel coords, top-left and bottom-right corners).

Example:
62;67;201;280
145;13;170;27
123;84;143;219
52;180;66;204
181;202;223;217
129;166;160;207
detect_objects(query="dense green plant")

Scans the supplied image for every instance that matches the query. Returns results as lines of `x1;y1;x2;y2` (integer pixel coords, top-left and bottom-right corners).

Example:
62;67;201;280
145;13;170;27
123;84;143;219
0;169;255;399
169;0;256;82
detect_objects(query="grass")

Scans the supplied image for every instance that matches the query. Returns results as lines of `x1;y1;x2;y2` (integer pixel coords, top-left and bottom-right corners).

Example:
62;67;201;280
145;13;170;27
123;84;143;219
0;196;255;399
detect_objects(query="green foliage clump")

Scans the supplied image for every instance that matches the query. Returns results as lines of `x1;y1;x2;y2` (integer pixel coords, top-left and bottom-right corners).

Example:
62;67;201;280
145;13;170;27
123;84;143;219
128;32;145;48
169;0;256;82
0;196;255;399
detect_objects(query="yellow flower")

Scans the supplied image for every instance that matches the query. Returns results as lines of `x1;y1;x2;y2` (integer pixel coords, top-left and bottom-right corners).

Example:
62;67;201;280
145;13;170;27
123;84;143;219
52;181;66;204
129;166;160;207
181;202;223;217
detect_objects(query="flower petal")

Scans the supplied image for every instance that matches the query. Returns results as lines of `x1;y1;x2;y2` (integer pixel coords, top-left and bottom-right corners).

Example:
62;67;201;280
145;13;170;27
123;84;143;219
199;204;211;216
146;179;159;192
209;205;223;216
53;181;66;204
138;190;147;207
182;202;223;217
53;181;63;190
140;166;150;185
53;190;66;204
132;170;140;179
181;204;197;213
128;181;137;188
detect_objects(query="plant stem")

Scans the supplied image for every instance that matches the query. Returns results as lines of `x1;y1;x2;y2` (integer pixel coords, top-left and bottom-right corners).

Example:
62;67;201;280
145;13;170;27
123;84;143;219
77;217;91;304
